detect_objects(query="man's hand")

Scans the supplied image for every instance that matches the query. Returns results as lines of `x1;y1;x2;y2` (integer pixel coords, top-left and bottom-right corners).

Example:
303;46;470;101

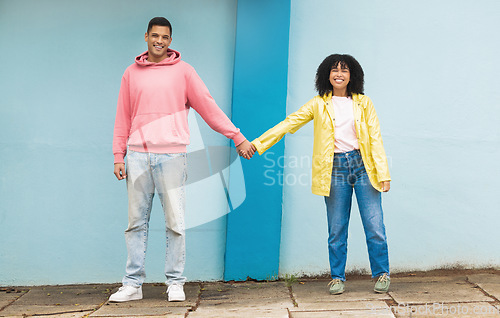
236;140;256;160
381;181;390;192
114;163;127;180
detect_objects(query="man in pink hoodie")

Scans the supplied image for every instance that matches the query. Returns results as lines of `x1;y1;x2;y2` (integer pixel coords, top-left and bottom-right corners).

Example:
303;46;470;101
110;17;255;303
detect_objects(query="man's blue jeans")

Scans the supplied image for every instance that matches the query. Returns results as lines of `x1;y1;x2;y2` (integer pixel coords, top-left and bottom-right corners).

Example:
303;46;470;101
123;150;187;287
324;149;389;281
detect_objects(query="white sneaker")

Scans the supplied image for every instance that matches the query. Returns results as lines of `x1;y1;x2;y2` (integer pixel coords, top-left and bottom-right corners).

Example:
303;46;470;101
167;284;185;302
109;285;143;302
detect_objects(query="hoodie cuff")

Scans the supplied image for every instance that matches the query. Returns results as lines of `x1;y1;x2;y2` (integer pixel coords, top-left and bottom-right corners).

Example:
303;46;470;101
114;153;125;164
232;132;246;147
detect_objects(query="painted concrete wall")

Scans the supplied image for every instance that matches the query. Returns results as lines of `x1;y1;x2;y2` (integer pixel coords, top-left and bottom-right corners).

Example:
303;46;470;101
279;0;500;277
0;0;238;285
225;0;290;281
2;0;499;287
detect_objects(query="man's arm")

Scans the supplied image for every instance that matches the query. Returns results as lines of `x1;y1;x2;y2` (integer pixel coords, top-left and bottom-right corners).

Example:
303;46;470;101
112;73;132;179
186;67;253;157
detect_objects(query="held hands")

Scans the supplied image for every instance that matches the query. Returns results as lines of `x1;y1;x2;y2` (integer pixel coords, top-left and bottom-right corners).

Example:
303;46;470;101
114;163;127;180
236;140;257;160
380;181;391;192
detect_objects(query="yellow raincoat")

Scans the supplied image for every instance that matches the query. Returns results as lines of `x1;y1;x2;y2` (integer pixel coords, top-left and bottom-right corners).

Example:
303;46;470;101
252;93;391;196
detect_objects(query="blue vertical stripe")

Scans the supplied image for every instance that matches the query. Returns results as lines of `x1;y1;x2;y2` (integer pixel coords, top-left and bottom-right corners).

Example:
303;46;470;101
225;0;291;281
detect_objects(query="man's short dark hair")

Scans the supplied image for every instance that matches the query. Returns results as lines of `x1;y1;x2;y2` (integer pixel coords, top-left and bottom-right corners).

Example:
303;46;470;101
315;54;364;97
147;17;172;35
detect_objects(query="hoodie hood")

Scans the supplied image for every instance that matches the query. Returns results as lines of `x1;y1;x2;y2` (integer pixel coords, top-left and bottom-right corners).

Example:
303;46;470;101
135;48;181;66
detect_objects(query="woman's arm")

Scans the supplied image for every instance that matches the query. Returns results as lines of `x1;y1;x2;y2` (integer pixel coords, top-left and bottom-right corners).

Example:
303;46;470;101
365;97;391;182
252;99;315;155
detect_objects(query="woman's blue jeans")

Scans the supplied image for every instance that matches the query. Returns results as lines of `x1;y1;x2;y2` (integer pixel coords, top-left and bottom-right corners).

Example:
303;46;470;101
123;150;187;287
324;149;389;281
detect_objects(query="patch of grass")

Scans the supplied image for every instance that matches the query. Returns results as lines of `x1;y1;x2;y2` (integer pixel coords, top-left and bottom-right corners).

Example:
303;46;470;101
282;274;298;287
265;274;279;282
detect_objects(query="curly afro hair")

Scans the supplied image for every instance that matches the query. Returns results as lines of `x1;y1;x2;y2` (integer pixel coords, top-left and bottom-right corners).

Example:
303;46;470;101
315;54;364;97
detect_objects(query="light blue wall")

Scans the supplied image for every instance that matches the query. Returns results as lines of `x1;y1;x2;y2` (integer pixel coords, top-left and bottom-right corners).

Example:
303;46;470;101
0;0;237;285
2;0;499;287
279;0;500;276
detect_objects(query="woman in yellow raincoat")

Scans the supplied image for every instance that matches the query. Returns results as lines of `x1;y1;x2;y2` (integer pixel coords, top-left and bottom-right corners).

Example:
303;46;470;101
252;54;391;295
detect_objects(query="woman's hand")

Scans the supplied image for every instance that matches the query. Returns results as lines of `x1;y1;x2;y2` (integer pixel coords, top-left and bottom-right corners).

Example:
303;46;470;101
380;181;390;192
236;140;257;159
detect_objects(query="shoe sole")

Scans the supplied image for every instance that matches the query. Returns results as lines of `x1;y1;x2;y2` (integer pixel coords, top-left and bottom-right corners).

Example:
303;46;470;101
109;296;142;302
168;297;185;302
374;289;388;293
329;289;344;295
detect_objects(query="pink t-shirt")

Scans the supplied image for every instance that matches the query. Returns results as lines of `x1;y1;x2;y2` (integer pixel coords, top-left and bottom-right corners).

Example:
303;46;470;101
332;96;359;153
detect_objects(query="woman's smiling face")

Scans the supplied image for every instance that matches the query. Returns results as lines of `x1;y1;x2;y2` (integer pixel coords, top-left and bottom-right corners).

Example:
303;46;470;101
329;62;350;96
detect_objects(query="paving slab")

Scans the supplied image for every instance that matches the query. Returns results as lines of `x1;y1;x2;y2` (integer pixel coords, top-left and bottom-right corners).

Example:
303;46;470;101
390;275;468;283
0;289;28;312
190;281;293;316
467;274;500;284
468;274;500;301
1;312;93;318
91;283;198;317
0;285;113;317
290;309;396;317
389;276;491;304
90;305;188;317
1;307;95;317
392;302;500;317
200;281;290;301
198;298;293;309
290;301;394;318
188;308;290;318
292;279;391;308
289;300;391;312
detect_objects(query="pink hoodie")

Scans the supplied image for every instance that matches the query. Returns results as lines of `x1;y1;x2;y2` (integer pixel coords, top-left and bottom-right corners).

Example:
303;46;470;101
113;49;245;163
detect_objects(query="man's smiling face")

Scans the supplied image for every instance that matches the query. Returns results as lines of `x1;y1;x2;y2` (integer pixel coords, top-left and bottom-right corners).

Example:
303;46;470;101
145;25;172;63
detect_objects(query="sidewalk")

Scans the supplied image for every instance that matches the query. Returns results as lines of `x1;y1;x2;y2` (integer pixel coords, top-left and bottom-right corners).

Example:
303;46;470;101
1;270;499;317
